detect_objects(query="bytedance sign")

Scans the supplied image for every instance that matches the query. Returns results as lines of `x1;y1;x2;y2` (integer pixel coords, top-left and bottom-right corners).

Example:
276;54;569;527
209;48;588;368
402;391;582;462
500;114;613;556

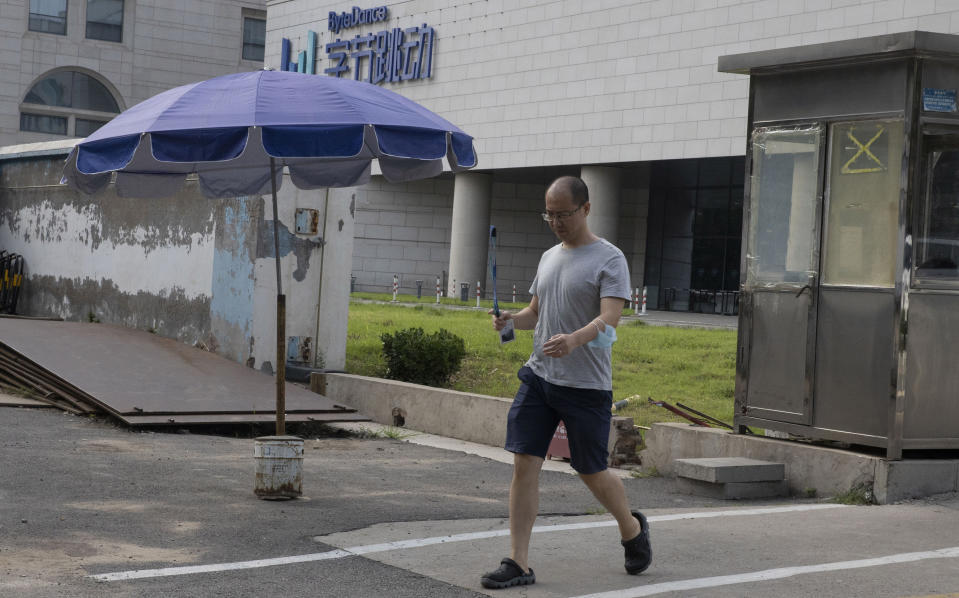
280;5;434;85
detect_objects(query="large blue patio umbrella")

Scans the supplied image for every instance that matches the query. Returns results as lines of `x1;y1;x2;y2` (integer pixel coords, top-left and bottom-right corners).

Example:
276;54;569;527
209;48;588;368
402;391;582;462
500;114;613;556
61;69;477;434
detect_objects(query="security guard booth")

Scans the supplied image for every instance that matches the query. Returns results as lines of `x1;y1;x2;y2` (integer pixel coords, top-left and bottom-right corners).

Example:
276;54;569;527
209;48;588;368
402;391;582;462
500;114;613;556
721;32;959;460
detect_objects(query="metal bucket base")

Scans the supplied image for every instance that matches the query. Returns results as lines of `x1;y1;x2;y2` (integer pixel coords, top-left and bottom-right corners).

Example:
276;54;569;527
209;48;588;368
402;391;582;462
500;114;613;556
254;436;304;500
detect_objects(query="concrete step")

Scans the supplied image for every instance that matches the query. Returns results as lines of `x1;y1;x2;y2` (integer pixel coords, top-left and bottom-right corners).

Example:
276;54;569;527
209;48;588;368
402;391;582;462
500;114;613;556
673;457;785;483
675;477;788;500
673;457;788;500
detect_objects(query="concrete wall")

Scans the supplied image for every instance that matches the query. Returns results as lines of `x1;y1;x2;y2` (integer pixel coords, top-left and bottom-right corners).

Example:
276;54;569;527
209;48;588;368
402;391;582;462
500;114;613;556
324;373;514;447
352;166;650;297
1;0;266;147
320;372;637;464
351;176;455;295
0;146;356;372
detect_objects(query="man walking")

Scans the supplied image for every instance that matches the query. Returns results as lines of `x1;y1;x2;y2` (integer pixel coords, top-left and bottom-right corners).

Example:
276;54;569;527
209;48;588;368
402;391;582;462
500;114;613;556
481;176;651;589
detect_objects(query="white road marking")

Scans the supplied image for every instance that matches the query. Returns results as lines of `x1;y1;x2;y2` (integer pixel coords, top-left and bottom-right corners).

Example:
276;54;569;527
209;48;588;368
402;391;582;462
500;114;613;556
89;550;354;581
88;503;846;582
569;546;959;598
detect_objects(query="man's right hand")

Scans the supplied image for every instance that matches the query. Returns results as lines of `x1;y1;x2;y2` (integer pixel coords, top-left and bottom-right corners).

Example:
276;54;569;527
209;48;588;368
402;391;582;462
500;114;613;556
489;309;512;331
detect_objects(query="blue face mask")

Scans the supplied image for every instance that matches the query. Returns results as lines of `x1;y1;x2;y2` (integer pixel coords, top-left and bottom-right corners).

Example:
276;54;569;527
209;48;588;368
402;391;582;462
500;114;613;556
587;320;617;349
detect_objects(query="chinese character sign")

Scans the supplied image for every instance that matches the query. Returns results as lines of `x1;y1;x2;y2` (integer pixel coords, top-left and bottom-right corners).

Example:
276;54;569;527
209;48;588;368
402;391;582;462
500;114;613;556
324;25;434;84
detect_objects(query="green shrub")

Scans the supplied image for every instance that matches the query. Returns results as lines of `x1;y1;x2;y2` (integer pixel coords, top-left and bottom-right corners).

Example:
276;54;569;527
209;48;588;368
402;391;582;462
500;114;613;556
380;327;466;387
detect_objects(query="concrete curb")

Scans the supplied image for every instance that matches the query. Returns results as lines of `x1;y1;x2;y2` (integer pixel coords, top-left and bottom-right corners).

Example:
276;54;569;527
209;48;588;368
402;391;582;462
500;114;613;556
639;422;959;503
319;373;641;472
323;373;512;447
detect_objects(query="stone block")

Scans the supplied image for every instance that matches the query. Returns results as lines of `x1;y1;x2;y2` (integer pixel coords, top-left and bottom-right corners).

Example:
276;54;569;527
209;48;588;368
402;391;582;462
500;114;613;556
874;460;959;504
675;477;788;500
674;457;785;483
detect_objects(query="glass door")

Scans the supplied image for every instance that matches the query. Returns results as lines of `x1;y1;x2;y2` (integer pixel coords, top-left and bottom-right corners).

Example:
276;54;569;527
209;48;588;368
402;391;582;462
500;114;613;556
740;125;824;425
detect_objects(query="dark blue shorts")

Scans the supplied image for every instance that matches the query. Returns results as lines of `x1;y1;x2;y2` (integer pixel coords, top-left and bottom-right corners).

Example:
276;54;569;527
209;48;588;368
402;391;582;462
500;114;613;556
505;366;613;474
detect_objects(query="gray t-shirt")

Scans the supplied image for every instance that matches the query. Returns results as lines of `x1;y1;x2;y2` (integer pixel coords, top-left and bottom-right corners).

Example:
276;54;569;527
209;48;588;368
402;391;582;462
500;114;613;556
525;238;631;390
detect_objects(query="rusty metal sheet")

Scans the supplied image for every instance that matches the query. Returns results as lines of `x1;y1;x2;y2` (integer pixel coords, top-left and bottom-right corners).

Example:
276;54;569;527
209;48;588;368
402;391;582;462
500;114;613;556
0;394;55;408
121;413;366;426
0;319;368;426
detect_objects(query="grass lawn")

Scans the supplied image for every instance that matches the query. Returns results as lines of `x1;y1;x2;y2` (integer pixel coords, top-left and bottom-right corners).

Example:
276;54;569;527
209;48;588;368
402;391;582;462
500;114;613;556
345;298;738;429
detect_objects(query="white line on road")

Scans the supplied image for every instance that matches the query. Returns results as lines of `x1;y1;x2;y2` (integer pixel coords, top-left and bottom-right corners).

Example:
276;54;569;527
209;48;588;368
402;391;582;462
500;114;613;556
569;546;959;598
88;503;846;582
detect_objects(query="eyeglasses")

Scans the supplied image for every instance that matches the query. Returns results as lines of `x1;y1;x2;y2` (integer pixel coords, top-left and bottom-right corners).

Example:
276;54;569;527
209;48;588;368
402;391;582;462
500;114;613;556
541;205;583;222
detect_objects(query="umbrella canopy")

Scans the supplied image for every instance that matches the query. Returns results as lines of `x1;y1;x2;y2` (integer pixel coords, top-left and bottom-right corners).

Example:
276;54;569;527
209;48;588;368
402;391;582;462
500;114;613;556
61;69;477;198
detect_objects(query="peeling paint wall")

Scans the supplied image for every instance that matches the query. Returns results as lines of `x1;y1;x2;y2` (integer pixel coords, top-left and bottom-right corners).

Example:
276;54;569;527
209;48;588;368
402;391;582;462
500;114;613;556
0;157;217;347
0;152;356;373
249;183;356;373
210;199;260;364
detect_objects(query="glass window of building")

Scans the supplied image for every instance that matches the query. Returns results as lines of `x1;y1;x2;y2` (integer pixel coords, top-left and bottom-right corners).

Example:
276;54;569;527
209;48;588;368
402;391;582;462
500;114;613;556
86;0;124;42
242;16;266;62
19;113;67;136
29;0;68;35
645;156;745;312
20;70;121;137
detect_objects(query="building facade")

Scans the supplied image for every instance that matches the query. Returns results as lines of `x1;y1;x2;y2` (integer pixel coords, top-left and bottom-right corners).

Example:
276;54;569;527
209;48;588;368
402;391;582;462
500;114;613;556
267;0;959;311
1;0;268;147
6;1;959;378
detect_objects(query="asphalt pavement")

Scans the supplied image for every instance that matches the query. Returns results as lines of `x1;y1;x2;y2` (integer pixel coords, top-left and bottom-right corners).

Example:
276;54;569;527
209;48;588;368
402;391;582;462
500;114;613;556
4;404;959;598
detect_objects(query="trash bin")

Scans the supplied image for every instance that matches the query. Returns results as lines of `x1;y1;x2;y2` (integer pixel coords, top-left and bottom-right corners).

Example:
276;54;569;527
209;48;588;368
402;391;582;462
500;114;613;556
460;282;469;302
253;436;304;499
350;276;356;293
416;280;423;299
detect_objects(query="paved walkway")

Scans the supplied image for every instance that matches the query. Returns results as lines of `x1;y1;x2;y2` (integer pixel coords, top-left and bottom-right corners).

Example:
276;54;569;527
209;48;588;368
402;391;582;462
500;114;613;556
5;403;959;598
623;309;737;330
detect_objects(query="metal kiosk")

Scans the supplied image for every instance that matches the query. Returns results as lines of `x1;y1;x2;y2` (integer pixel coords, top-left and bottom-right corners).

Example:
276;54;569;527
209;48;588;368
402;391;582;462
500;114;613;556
721;32;959;460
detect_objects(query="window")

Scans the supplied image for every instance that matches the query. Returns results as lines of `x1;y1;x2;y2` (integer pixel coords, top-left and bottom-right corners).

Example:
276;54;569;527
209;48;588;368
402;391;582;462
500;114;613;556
20;113;67;135
645;156;745;311
747;127;822;285
86;0;124;42
29;0;67;35
20;70;121;138
75;118;109;137
822;120;903;287
243;16;266;62
915;135;959;281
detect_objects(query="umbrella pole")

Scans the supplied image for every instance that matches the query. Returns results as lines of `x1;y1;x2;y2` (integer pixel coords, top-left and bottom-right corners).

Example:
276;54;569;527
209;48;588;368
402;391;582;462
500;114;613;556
270;157;286;436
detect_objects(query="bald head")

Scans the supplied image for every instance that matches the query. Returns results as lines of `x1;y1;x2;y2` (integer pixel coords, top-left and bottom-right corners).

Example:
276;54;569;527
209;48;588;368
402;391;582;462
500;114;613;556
547;176;589;207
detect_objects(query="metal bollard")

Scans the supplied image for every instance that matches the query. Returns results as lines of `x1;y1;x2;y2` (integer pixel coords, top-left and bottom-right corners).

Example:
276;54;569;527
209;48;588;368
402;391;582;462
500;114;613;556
391;275;398;302
633;287;639;315
641;286;648;316
436;277;441;304
476;281;481;308
512;284;516;303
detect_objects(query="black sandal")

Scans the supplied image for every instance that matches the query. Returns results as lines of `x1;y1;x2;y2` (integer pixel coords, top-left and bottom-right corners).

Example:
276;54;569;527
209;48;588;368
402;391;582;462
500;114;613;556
622;510;652;574
480;557;536;589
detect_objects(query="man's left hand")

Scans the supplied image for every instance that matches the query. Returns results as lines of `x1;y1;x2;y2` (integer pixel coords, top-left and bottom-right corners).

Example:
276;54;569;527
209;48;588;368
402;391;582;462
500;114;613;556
544;334;574;358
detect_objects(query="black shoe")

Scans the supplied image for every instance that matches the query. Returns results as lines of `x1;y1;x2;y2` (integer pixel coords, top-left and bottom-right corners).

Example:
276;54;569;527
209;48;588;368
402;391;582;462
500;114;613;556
480;557;536;589
622;510;651;574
